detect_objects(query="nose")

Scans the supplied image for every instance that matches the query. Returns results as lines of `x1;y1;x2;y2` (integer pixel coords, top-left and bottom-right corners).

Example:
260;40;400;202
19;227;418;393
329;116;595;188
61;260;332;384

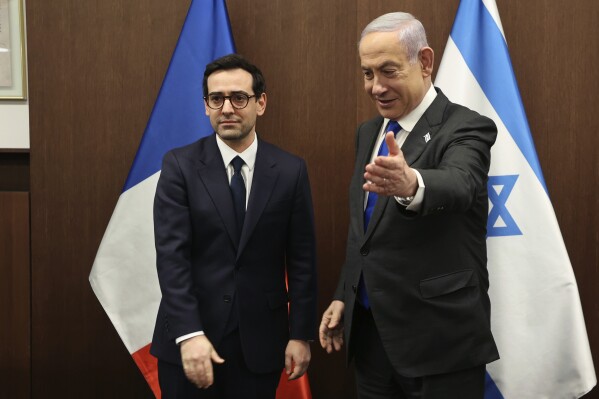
371;75;386;96
221;98;235;114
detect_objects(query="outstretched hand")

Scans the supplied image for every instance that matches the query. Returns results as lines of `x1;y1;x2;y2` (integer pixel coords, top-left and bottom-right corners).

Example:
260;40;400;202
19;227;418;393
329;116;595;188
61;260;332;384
363;132;418;197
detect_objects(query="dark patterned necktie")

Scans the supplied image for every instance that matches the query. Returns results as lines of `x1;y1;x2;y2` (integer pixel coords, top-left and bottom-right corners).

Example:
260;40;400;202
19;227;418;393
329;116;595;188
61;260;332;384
230;156;246;238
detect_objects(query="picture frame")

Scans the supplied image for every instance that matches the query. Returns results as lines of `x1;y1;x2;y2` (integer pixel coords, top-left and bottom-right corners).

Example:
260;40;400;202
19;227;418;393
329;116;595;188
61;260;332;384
0;0;27;100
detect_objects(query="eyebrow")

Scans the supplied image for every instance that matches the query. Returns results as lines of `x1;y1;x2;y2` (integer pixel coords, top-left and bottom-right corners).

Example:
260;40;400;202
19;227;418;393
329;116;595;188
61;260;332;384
361;60;402;70
377;61;401;70
207;90;251;96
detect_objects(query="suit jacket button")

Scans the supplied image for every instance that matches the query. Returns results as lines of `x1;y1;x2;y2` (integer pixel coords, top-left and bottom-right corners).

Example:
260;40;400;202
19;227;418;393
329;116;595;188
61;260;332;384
352;285;357;293
360;248;369;256
223;295;232;303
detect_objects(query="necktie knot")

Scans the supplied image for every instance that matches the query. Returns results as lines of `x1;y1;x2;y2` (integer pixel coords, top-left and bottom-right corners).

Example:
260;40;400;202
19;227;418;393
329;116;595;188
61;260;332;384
231;156;244;174
386;120;401;137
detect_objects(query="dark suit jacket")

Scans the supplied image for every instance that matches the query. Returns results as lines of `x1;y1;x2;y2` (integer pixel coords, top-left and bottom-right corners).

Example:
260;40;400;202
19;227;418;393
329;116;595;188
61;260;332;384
335;89;500;378
150;134;317;374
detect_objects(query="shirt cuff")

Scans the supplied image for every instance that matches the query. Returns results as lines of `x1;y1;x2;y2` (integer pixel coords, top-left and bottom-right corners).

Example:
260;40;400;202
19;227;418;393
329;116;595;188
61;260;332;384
175;331;205;345
395;169;425;211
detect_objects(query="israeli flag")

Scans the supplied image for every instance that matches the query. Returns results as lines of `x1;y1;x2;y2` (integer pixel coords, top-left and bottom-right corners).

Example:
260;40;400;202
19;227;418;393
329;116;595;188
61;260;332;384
435;0;596;397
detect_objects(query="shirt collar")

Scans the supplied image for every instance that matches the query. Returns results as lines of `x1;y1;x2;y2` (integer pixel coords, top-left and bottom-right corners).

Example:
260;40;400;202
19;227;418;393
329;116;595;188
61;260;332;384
215;133;258;171
386;84;437;132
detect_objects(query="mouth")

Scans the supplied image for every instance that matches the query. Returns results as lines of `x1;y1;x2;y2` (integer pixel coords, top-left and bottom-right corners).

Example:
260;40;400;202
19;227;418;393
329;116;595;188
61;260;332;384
219;119;239;126
375;97;398;107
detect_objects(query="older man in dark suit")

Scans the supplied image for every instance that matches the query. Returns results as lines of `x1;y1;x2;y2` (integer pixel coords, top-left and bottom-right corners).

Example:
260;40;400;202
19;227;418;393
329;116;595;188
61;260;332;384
320;12;499;399
151;54;317;399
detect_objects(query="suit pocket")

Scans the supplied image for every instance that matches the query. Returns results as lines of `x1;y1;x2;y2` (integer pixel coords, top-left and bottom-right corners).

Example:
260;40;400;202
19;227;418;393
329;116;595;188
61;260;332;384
419;269;475;299
266;291;289;309
264;198;293;214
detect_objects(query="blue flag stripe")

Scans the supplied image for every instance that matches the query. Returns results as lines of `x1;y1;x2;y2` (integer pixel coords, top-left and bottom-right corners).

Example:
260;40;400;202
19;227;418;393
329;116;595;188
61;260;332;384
484;371;505;399
123;0;235;192
450;0;547;194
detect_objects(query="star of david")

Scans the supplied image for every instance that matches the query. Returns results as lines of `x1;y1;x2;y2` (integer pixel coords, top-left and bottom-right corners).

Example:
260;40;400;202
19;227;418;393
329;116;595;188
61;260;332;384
487;175;522;237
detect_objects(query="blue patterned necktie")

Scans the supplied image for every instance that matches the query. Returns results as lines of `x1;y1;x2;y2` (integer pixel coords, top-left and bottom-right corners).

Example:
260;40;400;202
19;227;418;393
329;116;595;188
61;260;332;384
358;120;401;309
230;156;246;238
363;120;401;229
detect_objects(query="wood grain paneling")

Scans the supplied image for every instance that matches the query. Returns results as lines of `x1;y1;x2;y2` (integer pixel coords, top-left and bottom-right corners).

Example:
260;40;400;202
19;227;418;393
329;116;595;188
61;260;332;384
0;192;30;399
27;0;189;397
26;0;599;398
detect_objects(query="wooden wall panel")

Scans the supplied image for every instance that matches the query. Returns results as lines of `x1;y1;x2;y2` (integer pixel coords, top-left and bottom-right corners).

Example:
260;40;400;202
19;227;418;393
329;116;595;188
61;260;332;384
25;0;599;398
0;192;30;399
26;0;189;397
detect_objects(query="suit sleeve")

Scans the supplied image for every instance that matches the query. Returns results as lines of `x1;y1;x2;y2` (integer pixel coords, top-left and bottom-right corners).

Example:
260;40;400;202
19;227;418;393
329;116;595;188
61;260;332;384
285;159;318;341
154;150;203;340
417;112;497;216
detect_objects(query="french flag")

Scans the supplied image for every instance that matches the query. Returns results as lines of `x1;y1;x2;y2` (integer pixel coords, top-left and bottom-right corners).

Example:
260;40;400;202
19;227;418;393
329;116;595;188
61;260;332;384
89;1;311;397
435;0;596;397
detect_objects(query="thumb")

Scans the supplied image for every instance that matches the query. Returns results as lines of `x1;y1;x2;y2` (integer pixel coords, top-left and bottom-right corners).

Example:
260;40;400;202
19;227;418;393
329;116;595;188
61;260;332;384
327;311;340;329
211;349;225;364
386;132;400;156
285;352;293;375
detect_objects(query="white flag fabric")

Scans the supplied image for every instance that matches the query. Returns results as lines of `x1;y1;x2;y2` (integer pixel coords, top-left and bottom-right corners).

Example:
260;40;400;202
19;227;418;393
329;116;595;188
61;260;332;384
435;0;596;398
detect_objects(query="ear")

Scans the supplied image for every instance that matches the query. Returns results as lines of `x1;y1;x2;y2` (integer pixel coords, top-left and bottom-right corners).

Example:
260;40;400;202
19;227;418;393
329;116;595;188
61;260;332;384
256;93;267;116
419;47;434;77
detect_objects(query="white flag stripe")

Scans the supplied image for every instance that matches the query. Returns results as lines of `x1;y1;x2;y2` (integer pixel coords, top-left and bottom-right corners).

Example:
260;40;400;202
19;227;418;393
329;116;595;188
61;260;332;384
481;0;504;38
90;172;161;354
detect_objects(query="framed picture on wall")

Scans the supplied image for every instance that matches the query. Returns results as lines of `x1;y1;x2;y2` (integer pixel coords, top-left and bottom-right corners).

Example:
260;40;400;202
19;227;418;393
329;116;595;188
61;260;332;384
0;0;26;100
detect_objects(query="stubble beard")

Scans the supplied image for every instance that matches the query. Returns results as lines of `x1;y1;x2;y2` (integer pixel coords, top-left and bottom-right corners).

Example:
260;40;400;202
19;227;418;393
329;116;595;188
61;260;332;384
216;124;252;143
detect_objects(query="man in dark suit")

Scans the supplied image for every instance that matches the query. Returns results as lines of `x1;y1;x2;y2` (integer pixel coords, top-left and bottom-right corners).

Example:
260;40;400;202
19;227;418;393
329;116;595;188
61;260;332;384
151;54;317;399
320;12;499;399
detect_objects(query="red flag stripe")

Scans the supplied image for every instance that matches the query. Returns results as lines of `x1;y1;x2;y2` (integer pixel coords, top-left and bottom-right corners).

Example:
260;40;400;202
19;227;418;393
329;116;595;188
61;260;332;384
276;372;312;399
132;344;161;398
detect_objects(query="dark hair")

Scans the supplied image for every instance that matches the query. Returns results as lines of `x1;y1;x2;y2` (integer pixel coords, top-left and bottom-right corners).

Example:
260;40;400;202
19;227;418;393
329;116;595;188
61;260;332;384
202;53;266;97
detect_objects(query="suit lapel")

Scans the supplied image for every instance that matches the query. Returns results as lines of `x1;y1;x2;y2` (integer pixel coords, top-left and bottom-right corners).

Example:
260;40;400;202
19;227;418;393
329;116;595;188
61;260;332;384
237;140;278;258
196;135;240;249
401;89;448;165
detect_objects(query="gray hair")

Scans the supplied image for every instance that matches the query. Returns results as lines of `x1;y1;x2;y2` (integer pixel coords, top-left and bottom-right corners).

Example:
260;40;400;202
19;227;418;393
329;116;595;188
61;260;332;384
360;12;429;64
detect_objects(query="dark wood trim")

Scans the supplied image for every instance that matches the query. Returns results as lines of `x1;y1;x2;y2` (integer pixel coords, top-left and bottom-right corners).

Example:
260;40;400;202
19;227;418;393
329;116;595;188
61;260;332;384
0;192;31;399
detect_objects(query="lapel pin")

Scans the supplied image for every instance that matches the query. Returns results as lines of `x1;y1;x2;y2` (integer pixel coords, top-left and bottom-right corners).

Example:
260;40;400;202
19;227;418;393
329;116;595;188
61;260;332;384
424;132;431;143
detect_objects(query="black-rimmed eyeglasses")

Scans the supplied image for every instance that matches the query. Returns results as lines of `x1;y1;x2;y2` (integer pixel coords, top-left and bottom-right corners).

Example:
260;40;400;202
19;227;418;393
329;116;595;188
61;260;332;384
204;93;256;110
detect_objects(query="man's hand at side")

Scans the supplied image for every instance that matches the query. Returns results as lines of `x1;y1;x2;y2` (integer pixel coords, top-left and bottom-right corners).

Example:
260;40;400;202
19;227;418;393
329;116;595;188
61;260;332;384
285;340;311;380
180;335;225;389
319;300;345;353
